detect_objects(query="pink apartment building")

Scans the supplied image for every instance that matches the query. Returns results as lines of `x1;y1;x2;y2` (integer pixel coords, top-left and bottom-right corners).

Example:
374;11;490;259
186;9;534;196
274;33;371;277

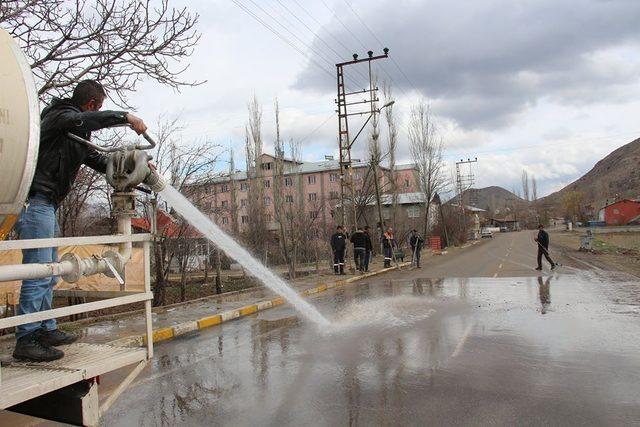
196;153;420;234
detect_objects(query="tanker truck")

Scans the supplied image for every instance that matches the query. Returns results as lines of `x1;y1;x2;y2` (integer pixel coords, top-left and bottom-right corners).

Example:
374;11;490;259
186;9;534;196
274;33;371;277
0;27;164;425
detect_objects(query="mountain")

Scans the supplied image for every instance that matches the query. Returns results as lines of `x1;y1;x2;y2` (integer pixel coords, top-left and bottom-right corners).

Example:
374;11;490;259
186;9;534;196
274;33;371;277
450;186;522;213
539;137;640;214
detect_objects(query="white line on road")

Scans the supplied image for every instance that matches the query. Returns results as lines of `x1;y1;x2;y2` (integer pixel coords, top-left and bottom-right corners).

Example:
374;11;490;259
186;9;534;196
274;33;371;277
498;263;503;269
493;272;498;277
451;323;474;358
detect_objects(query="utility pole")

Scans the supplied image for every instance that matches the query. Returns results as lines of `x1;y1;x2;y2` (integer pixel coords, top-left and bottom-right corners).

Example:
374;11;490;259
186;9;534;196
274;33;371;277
455;158;478;240
336;49;391;231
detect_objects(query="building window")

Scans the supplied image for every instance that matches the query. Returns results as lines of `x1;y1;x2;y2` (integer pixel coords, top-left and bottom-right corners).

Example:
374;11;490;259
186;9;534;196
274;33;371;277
309;210;318;219
330;173;339;182
240;199;247;207
613;208;619;214
204;201;212;210
404;179;410;188
220;184;229;193
329;191;339;200
285;195;294;203
264;180;271;188
383;208;391;220
284;177;293;187
261;162;272;170
221;200;228;208
307;175;316;184
221;217;229;224
264;196;271;206
240;182;249;191
241;215;249;224
354;173;362;180
308;193;317;201
407;206;421;218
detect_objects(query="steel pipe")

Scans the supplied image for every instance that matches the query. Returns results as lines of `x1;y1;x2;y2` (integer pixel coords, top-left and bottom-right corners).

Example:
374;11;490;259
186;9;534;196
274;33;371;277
0;260;74;282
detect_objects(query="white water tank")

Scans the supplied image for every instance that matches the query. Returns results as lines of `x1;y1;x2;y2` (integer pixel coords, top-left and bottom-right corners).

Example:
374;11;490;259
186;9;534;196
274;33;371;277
0;28;40;240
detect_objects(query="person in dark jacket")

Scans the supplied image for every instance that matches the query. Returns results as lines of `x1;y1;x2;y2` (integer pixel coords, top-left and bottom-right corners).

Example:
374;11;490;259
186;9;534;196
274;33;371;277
534;224;556;271
350;226;367;272
330;225;347;275
363;225;373;272
13;80;147;362
409;229;424;268
381;227;396;268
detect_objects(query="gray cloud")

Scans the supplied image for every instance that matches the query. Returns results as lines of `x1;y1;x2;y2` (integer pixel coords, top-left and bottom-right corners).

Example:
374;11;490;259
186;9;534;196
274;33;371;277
295;0;640;130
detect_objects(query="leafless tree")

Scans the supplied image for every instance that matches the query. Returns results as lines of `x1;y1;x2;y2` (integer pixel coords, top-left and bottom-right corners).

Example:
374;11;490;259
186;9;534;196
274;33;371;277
272;99;295;278
140;115;221;305
244;96;268;256
0;0;202;107
531;175;538;201
521;170;530;202
228;148;239;234
382;80;399;225
409;102;446;238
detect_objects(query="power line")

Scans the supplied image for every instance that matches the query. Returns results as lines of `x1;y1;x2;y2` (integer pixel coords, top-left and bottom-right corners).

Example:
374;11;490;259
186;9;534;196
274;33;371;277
230;0;335;83
271;0;369;89
276;0;367;88
320;0;368;51
299;113;335;143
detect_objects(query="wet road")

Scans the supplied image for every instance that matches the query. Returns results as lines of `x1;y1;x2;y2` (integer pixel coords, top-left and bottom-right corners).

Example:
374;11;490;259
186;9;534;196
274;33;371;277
103;243;640;426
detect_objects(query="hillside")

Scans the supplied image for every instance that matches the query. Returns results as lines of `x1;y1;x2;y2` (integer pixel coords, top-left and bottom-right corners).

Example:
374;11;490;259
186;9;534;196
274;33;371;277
539;137;640;213
453;186;522;213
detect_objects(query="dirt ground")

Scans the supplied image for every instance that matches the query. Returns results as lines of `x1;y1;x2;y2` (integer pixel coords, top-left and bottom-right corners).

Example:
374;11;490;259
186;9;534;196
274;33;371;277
552;231;640;277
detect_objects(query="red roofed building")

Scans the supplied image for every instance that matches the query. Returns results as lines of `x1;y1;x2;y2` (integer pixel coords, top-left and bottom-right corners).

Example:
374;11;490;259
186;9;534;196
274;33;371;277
131;210;201;238
603;199;640;226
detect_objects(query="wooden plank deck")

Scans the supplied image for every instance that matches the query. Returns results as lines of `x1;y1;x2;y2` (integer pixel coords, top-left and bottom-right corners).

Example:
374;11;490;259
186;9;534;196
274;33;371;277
0;343;146;409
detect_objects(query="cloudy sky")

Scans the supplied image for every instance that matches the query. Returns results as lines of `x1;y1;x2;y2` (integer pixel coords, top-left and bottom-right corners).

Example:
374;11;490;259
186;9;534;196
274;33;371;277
130;0;640;198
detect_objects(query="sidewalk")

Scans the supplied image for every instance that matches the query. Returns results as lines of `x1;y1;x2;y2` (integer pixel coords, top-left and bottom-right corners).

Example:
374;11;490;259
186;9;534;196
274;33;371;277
0;254;416;356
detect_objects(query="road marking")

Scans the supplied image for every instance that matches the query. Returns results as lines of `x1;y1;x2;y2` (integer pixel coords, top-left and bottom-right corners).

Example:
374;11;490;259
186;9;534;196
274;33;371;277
451;323;474;358
493;272;498;277
498;263;503;269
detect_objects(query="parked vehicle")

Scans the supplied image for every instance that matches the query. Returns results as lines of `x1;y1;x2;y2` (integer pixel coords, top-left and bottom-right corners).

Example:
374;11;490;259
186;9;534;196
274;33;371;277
481;229;493;238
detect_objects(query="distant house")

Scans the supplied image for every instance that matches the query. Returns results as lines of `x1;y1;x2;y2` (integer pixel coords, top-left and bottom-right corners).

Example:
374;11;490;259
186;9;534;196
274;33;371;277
602;199;640;226
489;215;520;231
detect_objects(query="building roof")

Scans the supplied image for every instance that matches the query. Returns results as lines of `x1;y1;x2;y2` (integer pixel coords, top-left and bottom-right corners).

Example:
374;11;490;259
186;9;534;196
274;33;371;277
204;153;416;184
603;198;640;209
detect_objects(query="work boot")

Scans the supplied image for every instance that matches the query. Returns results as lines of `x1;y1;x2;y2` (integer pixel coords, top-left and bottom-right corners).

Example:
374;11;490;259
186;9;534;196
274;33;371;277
339;265;345;275
551;263;556;271
535;267;542;271
334;266;339;275
13;332;64;362
39;329;78;347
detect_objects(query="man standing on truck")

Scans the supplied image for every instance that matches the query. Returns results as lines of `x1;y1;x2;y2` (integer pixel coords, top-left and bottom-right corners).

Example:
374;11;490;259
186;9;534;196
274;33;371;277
534;224;556;271
330;225;347;275
13;80;148;362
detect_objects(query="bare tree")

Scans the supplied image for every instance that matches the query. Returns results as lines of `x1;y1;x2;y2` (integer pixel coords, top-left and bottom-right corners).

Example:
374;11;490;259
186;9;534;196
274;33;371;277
531;175;538;201
0;0;202;107
141;115;221;305
244;96;268;256
229;148;239;234
521;170;530;202
408;102;446;238
272;99;295;278
382;81;399;225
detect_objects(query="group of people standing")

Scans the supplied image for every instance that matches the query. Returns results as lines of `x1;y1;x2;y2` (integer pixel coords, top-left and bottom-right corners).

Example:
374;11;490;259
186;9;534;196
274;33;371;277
330;225;426;274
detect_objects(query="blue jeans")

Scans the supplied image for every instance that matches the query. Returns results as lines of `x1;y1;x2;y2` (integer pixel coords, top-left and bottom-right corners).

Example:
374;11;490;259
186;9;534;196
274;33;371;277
14;195;60;338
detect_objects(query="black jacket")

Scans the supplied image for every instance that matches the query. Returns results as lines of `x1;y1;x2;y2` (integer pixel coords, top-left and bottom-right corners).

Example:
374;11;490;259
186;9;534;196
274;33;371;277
536;230;549;249
410;234;424;250
331;232;347;252
364;231;373;251
350;230;367;249
30;97;128;203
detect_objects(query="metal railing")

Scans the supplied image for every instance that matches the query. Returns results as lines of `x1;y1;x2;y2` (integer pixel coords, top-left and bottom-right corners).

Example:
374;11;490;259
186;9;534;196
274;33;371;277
0;232;155;386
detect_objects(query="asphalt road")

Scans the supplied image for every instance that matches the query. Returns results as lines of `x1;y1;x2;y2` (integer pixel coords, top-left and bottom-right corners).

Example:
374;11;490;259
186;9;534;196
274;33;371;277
101;232;640;426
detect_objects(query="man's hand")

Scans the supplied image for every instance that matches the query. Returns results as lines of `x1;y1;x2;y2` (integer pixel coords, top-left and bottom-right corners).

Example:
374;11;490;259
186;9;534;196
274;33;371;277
126;113;148;135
